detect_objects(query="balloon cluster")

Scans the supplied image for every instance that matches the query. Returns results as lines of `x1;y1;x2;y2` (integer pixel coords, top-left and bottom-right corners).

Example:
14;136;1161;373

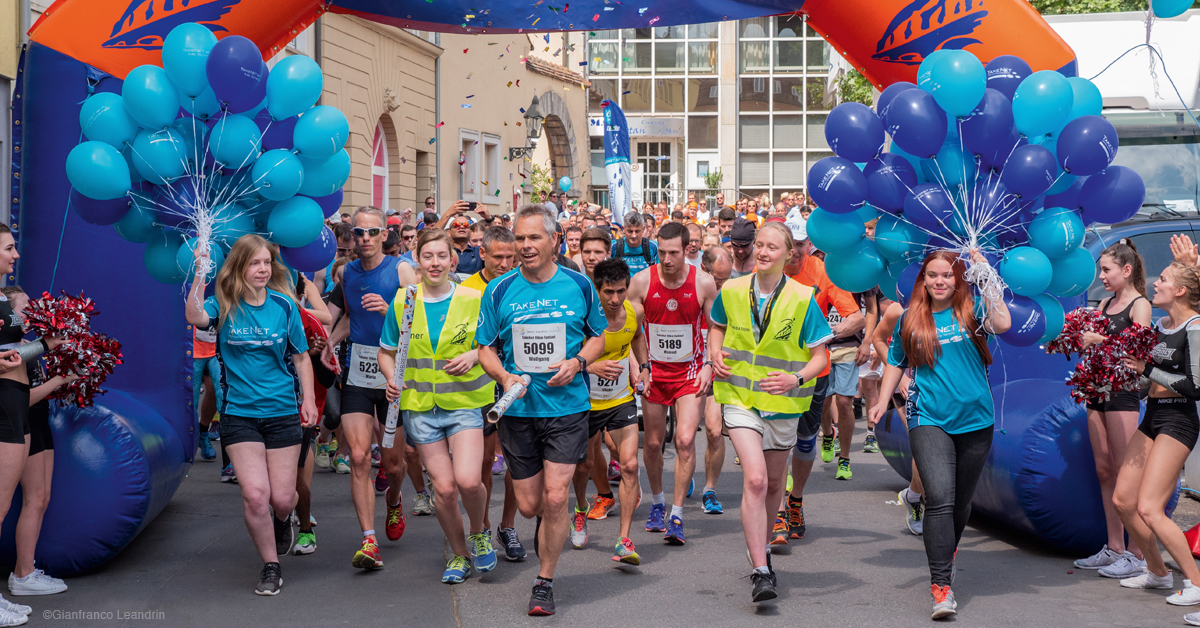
22;292;123;407
66;23;346;283
1046;307;1156;403
807;49;1147;348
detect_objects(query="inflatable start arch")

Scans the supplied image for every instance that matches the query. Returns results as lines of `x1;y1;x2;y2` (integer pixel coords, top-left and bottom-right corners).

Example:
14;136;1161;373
14;0;1079;574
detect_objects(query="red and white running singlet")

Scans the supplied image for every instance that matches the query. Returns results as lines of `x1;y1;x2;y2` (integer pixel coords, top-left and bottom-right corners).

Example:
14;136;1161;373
643;265;705;384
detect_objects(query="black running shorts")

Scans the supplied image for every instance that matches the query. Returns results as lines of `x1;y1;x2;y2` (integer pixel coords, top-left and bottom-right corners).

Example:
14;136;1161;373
498;411;589;481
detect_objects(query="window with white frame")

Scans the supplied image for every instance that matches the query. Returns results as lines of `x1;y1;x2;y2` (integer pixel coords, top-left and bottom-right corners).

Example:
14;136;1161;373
372;122;389;212
482;135;501;205
459;130;481;203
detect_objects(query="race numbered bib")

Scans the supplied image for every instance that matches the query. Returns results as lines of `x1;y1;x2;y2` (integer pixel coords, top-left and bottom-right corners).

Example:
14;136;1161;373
648;323;693;363
589;365;630;401
346;343;386;389
513;323;566;373
195;328;217;344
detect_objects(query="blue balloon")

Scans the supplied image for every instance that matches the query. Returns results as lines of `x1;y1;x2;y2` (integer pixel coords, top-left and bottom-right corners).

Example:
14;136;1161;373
213;211;258;248
66;141;132;200
180;86;221;120
978;128;1026;172
1154;0;1193;18
280;226;337;272
71;184;137;226
267;196;325;248
209;114;263;169
806;207;864;254
252;149;305;201
162;23;218;98
876;81;916;119
916;49;953;92
826;102;885;162
266;55;324;121
1066;77;1103;121
80;93;138;149
298;150;351;198
1044;176;1087;211
884;89;948;159
1000;144;1057;198
984;55;1031;101
1028;206;1084;259
1080;166;1145;225
864;153;918;213
305;189;344;218
921;140;977;188
874;214;928;263
145;231;187;284
960;89;1014;160
928;50;986;118
122;65;181;130
1055;115;1118;177
1013;70;1073;138
291;106;348;160
259;113;298;151
122;145;144;183
894;260;923;306
1000;246;1053;296
176;237;226;283
237;97;269;121
998;293;1046;347
205;35;264;111
130;129;187;185
825;240;887;293
227;65;268;115
903;184;956;232
154;176;208;228
171;116;209;169
114;195;161;243
887;142;929;183
559;176;573;193
1033;294;1065;343
1046;246;1095;297
806;156;868;214
966;174;1012;216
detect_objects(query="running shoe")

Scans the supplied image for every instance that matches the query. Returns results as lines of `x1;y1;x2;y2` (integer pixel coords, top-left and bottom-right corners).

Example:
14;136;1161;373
588;494;616;520
220;463;237;483
442;555;471;584
1169;580;1200;606
570;506;589;549
770;514;789;545
273;510;294;557
862;432;879;453
208;421;220;440
7;568;65;596
833;436;841;454
371;444;381;468
687;478;695;498
835;457;852;480
528;582;555;616
491;454;506;475
314;443;331;469
608;460;620;485
930;584;956;619
1186;612;1200;627
498;527;527;561
294;530;317;555
751;571;777;603
352;539;383;570
664;515;685;545
1120;569;1174;589
0;595;29;616
645;503;667;532
334;454;350;475
412;490;435;516
900;489;923;536
0;608;27;627
1098;554;1145;579
374;468;389;494
310;514;318;527
255;562;282;596
613;537;640;565
1074;545;1122;570
820;435;835;463
198;432;216;461
470;532;498;573
702;490;724;515
787;497;805;539
385;499;406;541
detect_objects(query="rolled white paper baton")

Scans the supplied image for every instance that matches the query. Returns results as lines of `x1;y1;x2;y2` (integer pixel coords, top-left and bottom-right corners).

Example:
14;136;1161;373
487;375;532;424
382;285;418;449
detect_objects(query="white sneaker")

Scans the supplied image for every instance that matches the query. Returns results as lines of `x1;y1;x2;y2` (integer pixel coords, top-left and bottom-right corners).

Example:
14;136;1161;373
1120;569;1174;589
1169;580;1200;606
1075;545;1121;569
0;608;26;627
1098;555;1146;579
0;594;29;616
8;569;66;596
569;508;589;549
1185;611;1200;626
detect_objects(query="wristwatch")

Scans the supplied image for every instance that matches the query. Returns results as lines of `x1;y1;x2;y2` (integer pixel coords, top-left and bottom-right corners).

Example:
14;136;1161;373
575;355;588;371
794;372;806;389
640;362;651;372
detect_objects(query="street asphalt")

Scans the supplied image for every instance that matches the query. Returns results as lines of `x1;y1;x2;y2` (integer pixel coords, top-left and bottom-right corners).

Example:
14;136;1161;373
21;422;1196;628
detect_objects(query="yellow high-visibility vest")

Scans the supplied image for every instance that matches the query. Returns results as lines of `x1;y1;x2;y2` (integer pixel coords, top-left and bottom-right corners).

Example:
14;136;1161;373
397;284;495;411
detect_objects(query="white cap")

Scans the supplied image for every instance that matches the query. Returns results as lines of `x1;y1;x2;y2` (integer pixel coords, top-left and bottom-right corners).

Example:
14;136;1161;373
787;216;808;241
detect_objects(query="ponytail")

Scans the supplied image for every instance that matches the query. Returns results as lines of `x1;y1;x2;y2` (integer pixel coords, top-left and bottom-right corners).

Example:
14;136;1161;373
1101;238;1147;298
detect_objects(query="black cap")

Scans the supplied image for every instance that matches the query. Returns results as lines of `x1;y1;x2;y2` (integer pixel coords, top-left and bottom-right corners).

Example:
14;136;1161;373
729;218;756;246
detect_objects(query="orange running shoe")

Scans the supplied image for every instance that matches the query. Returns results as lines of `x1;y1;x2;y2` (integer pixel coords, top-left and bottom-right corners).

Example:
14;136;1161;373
386;499;406;541
770;514;790;545
788;499;805;539
588;494;616;520
352;538;383;570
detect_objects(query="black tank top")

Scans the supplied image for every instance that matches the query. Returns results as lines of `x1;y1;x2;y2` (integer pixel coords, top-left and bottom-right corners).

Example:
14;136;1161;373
0;295;25;348
1101;296;1146;337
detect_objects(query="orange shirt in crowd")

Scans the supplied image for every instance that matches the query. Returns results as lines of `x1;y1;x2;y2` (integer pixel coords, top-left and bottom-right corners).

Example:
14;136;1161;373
789;254;859;379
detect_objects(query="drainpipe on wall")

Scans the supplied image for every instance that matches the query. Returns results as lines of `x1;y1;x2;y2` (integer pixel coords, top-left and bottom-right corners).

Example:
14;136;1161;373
435;33;442;208
313;16;322;105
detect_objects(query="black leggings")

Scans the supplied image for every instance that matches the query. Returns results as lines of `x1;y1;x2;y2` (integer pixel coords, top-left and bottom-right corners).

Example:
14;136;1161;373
909;425;993;587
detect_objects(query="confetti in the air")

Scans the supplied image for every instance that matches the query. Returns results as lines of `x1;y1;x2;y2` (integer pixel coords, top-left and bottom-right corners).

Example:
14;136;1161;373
435;121;445;128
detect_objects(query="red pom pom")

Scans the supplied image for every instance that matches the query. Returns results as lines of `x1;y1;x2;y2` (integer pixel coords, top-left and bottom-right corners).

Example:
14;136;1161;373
1050;308;1155;404
21;292;120;407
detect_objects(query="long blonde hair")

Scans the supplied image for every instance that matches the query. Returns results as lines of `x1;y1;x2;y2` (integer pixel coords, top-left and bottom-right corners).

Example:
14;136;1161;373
216;235;290;330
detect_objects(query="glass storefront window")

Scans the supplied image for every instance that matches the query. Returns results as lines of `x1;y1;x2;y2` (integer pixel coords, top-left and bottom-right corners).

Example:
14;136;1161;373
740;116;769;149
774;77;804;112
774;116;803;149
654;25;685;39
774;153;805;186
687;78;719;112
739;77;770;112
621;28;652;40
775;16;803;37
688;42;717;74
807;151;834;174
739;41;770;74
775;40;804;72
807;40;830;71
740;153;770;186
622;78;652;112
589;42;618;74
655;42;685;74
806;77;833;111
622;42;652;74
588;79;617;109
655;78;685;112
688;116;718;150
806;114;829;149
740;17;770;39
688;22;719;39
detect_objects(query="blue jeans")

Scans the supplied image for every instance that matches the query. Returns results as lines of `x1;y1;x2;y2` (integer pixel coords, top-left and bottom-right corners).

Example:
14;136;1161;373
192;356;224;411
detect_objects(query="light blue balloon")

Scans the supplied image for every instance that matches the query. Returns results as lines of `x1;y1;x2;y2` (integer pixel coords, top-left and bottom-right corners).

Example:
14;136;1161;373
266;55;324;121
1000;246;1053;296
79;93;138;149
210;115;263;169
874;215;928;263
122;146;144;183
115;194;161;243
214;212;258;248
66;141;132;200
180;86;221;120
888;142;929;183
929;50;986;118
917;49;953;92
266;196;324;247
854;203;879;223
1153;0;1192;18
559;176;572;193
144;231;187;284
1033;294;1065;343
1066;77;1103;122
252;149;305;201
921;140;977;188
122;65;181;130
298;149;350;197
292;106;349;160
171;117;209;169
131;129;187;184
1012;70;1073;138
1028;206;1084;259
1046;246;1095;297
162;23;218;98
176;237;226;282
237;98;268;120
807;207;865;254
826;240;887;292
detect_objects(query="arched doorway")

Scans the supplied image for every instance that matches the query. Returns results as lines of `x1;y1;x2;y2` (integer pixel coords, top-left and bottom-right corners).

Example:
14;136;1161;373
535;91;580;195
371;121;389;212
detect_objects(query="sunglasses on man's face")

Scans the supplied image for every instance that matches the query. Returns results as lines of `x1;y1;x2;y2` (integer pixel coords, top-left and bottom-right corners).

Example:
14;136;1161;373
425;201;436;205
353;227;384;237
402;235;416;242
452;222;471;229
